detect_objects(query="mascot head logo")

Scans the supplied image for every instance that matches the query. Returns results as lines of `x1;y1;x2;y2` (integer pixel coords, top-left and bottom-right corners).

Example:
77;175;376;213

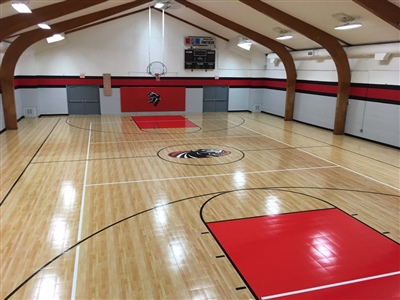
168;149;231;159
147;92;161;107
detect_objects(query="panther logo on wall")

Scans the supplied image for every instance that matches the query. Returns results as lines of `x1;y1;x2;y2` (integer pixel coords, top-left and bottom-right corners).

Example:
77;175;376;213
168;149;231;159
147;92;161;107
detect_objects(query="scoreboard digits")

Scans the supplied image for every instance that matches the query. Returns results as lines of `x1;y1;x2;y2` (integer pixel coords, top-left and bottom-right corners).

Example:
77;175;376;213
185;49;215;70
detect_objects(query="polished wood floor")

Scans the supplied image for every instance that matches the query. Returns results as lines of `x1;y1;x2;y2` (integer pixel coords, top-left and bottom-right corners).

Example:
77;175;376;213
1;112;399;299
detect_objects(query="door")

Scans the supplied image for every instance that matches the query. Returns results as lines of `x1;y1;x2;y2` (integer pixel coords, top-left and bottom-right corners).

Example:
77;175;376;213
67;85;101;115
203;86;229;112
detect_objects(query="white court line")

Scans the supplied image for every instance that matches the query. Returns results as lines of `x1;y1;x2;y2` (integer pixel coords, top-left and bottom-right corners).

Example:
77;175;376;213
298;148;400;191
86;165;338;187
71;122;92;299
240;122;399;191
261;271;400;299
239;123;302;148
90;134;261;145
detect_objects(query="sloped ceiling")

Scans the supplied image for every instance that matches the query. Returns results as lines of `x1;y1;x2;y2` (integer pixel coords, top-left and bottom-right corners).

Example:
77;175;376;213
1;0;399;52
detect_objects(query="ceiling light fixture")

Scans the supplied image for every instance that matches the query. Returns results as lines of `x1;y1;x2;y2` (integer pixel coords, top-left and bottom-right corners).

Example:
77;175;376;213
38;23;51;30
334;22;362;30
154;2;164;9
11;0;31;13
276;34;293;40
46;33;65;44
273;27;293;41
237;37;252;51
332;13;362;30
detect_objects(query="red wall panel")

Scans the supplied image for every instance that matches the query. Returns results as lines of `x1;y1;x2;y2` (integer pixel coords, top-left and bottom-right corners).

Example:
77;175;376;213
120;87;186;112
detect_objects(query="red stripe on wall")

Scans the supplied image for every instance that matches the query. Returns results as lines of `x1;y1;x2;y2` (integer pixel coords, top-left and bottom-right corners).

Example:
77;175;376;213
296;82;338;95
8;76;400;103
367;87;400;101
14;77;104;87
12;77;287;89
349;86;368;98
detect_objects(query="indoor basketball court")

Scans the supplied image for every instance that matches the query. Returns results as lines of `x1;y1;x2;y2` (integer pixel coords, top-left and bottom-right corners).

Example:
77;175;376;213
1;112;399;299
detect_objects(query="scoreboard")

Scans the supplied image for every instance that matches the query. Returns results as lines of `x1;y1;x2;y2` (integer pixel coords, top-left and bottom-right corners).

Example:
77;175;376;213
184;49;215;70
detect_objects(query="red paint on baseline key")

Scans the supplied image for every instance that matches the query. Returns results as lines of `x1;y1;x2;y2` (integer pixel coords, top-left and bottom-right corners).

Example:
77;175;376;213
132;115;197;129
208;208;400;300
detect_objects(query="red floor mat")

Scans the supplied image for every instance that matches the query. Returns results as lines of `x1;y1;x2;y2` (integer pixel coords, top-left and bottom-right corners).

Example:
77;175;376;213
208;208;400;299
132;115;198;129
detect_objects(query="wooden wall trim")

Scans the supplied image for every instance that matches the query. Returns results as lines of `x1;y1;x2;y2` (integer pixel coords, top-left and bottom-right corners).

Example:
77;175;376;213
353;0;400;30
239;0;351;135
175;0;297;121
0;0;152;129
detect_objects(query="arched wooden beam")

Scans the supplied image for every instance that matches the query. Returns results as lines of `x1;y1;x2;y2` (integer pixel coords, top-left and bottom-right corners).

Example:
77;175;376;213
0;0;108;41
175;0;297;121
353;0;400;30
1;0;152;129
239;0;351;135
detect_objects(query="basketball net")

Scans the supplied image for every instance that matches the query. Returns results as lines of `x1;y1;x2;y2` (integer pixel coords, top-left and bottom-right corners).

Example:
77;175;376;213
155;73;160;81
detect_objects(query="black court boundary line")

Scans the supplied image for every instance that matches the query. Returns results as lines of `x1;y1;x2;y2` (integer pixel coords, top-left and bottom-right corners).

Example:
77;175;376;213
3;186;398;299
237;112;400;168
0;118;61;207
199;188;400;300
206;207;336;225
65;115;246;135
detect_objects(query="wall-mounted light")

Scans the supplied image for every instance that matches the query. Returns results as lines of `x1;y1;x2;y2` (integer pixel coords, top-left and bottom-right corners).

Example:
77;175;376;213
237;37;252;51
46;33;65;44
11;0;31;13
38;22;51;30
332;13;362;30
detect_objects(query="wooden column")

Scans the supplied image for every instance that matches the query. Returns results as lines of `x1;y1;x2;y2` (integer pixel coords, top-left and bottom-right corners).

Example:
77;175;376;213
240;0;351;134
353;0;400;30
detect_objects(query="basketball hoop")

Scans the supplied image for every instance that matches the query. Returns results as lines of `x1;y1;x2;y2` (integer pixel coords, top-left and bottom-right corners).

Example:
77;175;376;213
146;61;167;80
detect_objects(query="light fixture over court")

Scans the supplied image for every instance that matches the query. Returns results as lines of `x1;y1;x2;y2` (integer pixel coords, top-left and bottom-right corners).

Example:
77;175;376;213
46;33;65;44
237;37;252;50
11;0;31;13
38;22;51;30
154;2;164;9
273;27;293;40
332;12;362;30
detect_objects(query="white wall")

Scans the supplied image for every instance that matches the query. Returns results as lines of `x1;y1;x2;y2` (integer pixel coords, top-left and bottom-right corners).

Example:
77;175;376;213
248;89;263;112
19;10;266;78
293;93;336;129
229;88;250;111
346;100;400;146
262;89;286;117
264;53;400;146
185;88;203;113
38;88;68;115
100;88;121;115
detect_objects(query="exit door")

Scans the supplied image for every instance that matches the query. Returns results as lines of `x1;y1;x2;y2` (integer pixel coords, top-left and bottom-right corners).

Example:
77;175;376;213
67;85;101;115
203;86;229;112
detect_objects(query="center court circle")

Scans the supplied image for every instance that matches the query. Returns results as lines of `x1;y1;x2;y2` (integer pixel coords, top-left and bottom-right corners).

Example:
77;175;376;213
158;144;244;166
